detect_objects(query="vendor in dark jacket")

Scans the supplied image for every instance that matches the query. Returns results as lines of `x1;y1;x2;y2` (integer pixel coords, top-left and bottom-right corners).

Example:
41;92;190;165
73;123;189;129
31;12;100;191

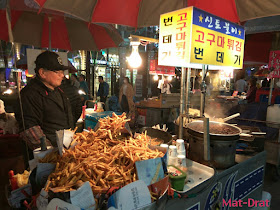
15;51;74;149
60;77;82;123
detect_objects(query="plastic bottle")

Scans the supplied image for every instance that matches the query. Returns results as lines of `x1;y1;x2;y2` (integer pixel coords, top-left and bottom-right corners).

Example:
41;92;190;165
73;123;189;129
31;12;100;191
8;170;18;190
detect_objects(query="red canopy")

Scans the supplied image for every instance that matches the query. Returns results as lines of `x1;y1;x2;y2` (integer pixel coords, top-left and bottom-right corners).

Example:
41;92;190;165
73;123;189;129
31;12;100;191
243;33;273;65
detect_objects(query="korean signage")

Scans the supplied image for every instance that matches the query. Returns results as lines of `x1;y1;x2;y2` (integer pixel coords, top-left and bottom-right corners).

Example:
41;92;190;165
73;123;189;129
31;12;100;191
268;50;280;78
149;59;175;75
159;7;245;69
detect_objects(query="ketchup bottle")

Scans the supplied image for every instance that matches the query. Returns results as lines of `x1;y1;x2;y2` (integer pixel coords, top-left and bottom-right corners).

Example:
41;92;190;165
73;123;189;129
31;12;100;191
8;170;18;191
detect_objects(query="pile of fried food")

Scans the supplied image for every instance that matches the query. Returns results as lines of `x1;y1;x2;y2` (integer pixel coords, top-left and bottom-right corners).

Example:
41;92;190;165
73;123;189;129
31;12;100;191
43;113;165;194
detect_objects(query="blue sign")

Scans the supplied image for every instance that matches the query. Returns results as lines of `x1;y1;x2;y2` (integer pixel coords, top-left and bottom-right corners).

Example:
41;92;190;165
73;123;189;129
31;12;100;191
192;7;245;39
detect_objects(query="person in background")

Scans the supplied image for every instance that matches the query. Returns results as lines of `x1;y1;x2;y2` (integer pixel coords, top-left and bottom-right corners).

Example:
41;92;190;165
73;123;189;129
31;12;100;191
119;77;135;114
246;78;258;103
70;74;80;89
194;76;201;90
79;75;89;102
97;76;109;108
261;78;270;88
15;51;74;149
161;79;172;94
170;76;180;93
235;76;247;95
60;77;82;124
205;76;213;97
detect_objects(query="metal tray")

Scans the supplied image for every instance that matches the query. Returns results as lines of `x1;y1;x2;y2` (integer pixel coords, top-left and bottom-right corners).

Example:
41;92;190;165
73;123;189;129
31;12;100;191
176;158;215;193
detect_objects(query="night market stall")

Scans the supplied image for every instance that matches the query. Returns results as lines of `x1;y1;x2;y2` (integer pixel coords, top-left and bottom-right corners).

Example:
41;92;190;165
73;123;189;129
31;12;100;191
5;6;272;210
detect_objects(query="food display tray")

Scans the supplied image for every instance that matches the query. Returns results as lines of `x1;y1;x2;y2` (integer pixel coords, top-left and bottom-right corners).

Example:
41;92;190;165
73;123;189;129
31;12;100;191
176;158;215;193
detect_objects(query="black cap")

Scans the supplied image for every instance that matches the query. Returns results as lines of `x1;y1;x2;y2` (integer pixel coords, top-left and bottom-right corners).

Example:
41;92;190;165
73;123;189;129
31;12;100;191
35;51;68;71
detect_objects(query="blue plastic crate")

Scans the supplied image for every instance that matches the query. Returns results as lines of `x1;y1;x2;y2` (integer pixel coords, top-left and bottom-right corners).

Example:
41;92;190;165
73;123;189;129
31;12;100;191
85;111;122;130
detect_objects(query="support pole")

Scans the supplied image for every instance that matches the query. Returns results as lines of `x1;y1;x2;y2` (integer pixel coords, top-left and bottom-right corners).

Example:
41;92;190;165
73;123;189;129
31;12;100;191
185;67;191;121
179;67;186;139
48;17;52;50
200;65;206;117
268;78;274;105
203;117;210;161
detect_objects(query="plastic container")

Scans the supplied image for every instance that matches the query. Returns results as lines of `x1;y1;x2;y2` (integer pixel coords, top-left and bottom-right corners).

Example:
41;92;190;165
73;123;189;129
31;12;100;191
266;104;280;128
168;165;187;191
251;191;271;210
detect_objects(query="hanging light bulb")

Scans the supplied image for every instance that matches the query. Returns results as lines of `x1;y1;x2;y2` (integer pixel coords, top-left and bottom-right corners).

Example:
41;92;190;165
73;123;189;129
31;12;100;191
153;74;159;81
168;75;172;81
127;41;142;68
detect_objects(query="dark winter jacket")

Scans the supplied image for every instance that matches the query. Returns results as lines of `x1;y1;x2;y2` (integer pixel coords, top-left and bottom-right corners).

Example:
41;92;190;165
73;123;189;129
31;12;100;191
15;77;74;146
60;79;82;123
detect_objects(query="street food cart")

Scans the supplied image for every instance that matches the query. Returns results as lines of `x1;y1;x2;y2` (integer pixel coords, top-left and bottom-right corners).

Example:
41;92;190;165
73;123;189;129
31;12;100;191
6;6;271;210
159;6;268;210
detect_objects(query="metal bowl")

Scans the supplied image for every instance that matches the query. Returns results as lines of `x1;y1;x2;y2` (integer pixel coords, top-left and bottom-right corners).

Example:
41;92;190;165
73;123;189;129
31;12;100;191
187;120;242;138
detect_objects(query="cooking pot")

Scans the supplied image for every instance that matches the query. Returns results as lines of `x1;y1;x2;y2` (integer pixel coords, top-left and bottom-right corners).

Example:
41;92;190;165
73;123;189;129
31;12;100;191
187;121;241;169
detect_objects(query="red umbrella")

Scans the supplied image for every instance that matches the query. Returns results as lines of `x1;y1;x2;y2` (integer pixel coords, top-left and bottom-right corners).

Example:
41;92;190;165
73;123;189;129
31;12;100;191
30;0;280;27
0;9;123;51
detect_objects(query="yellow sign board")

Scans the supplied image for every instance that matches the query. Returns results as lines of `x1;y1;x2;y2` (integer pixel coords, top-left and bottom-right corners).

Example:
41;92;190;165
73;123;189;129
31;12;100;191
158;7;245;69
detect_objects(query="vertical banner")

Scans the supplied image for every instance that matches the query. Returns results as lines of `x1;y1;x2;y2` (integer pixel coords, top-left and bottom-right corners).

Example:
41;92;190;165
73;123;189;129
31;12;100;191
268;50;280;78
159;7;193;67
135;74;143;97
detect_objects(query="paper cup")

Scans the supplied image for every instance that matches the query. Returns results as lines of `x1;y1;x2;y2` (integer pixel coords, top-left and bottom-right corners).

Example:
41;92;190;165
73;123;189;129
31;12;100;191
168;157;177;165
160;144;169;149
160;144;169;155
177;150;186;156
169;145;177;158
176;139;185;152
177;155;187;167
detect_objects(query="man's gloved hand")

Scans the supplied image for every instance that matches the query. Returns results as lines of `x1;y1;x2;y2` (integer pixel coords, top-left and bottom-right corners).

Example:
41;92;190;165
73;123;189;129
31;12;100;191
20;126;51;150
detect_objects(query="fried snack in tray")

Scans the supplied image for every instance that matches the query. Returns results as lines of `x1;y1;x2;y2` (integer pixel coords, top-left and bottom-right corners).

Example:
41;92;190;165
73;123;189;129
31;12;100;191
39;150;60;164
45;113;165;194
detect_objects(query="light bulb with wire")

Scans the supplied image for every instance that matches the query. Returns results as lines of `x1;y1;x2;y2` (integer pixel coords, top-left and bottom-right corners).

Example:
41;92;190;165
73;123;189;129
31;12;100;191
167;76;172;81
127;42;142;68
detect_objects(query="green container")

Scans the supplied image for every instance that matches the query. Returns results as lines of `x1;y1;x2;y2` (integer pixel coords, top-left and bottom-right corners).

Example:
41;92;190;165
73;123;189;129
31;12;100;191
168;165;187;191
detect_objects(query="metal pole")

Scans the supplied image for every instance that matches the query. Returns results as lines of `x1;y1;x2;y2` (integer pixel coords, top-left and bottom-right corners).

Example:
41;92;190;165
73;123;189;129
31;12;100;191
268;78;274;105
179;67;186;139
200;65;206;117
48;17;52;50
185;67;191;121
203;117;210;161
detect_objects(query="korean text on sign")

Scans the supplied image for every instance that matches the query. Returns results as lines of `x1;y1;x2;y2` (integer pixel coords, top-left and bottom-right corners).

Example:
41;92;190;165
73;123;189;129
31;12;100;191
190;7;244;68
159;6;245;69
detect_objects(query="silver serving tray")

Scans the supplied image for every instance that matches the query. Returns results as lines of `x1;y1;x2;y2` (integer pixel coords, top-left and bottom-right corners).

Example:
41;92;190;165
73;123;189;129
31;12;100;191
175;158;215;193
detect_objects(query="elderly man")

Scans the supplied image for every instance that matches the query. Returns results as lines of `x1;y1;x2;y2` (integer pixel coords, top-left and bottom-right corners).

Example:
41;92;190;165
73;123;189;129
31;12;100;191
15;51;74;149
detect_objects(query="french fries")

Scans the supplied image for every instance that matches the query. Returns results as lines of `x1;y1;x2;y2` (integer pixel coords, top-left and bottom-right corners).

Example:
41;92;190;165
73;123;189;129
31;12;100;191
39;150;60;163
46;113;165;194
